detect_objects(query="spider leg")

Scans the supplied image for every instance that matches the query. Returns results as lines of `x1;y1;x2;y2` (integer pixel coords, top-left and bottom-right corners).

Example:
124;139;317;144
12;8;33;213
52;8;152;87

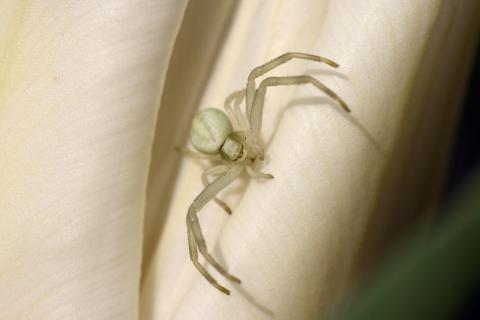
188;226;230;295
202;165;232;214
246;166;274;179
233;92;249;130
224;89;245;111
224;89;247;129
249;75;350;135
246;52;340;118
187;166;243;295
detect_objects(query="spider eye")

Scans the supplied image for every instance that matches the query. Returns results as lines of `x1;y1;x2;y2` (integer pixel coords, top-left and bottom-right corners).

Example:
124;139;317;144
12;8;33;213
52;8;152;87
191;108;233;154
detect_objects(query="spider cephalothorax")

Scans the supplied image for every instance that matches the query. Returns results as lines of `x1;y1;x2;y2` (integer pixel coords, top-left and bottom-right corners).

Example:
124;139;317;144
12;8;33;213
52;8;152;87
184;52;350;295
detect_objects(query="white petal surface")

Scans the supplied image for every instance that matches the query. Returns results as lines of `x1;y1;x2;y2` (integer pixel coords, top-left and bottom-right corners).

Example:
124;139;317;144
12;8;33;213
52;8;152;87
142;0;480;320
0;1;187;319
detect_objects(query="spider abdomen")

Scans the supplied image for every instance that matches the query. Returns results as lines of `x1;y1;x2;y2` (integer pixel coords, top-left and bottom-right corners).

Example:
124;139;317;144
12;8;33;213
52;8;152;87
190;108;233;154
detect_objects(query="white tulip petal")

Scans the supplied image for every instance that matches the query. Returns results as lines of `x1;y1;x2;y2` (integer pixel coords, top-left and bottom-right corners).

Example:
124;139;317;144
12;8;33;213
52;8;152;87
0;1;187;319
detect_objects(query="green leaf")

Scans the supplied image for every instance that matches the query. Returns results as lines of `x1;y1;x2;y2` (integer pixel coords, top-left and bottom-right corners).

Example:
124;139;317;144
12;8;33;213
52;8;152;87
329;169;480;320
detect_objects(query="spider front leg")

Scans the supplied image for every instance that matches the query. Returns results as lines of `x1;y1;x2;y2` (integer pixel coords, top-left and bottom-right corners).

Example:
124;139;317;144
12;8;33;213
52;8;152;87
246;52;341;118
202;165;232;214
188;227;228;294
249;75;350;135
187;166;243;295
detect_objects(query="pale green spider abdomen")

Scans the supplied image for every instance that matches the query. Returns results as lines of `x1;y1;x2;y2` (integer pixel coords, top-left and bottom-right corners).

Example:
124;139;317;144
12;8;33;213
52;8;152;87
191;108;233;154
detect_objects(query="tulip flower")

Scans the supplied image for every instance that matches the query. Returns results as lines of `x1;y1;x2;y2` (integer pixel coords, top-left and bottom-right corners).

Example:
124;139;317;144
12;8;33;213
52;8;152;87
0;1;478;319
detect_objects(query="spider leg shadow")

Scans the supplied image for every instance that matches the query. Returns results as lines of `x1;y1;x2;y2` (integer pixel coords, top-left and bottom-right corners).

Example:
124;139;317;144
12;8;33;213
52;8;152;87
266;95;386;157
235;285;276;318
306;67;349;80
263;67;384;155
211;244;276;318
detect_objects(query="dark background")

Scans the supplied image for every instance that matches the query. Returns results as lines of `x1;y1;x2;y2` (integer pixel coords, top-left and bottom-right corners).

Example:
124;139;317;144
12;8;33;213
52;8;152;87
445;41;480;320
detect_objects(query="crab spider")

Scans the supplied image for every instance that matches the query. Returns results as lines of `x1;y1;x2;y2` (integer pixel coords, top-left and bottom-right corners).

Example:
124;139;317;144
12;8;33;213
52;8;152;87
185;52;350;295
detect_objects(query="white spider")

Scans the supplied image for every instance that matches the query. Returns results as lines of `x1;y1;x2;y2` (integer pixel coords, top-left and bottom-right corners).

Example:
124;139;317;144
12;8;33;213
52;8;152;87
184;52;350;295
